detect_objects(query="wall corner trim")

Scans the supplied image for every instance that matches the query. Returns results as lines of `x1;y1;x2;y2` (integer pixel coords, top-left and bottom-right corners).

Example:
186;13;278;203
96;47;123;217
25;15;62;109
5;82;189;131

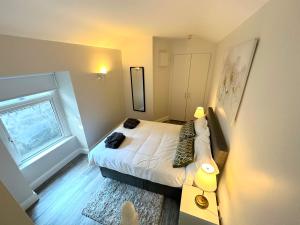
20;191;39;210
80;148;89;154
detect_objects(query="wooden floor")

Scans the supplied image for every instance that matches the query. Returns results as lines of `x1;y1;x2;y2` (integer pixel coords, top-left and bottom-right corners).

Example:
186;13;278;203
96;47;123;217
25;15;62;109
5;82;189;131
27;154;180;225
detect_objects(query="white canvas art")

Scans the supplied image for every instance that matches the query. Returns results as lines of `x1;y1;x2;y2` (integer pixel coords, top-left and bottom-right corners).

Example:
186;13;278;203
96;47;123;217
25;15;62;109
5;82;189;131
217;39;258;124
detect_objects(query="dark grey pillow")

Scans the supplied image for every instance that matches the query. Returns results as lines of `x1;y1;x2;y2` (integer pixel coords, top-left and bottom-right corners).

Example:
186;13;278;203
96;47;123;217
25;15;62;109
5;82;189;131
179;121;196;141
173;138;194;168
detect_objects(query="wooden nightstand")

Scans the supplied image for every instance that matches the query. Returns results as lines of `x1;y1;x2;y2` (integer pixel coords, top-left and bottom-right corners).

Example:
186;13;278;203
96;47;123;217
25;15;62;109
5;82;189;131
179;184;219;225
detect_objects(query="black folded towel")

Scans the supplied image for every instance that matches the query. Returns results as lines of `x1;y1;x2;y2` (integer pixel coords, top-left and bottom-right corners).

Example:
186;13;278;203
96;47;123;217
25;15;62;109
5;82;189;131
105;132;125;149
124;118;140;129
105;132;122;143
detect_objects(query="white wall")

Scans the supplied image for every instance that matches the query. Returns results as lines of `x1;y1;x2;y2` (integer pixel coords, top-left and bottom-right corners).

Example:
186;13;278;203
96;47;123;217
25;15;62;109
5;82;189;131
153;37;216;120
207;0;300;224
0;73;56;101
0;181;34;225
0;34;125;208
0;72;85;196
121;36;154;120
122;36;216;121
0;34;125;148
55;71;89;150
153;38;172;120
170;37;216;54
21;136;81;190
0;140;38;208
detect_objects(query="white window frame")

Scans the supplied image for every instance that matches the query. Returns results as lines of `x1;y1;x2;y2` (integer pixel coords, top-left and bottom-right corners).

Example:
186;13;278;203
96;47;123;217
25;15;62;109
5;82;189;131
0;90;70;166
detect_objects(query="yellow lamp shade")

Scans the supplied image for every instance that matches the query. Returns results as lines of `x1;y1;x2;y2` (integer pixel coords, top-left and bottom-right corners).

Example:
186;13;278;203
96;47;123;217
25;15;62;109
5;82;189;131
194;165;217;192
201;163;218;174
194;107;205;119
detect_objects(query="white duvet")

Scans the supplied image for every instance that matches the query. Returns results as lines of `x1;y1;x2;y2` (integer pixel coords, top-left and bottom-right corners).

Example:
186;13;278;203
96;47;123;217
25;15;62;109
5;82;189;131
89;120;202;187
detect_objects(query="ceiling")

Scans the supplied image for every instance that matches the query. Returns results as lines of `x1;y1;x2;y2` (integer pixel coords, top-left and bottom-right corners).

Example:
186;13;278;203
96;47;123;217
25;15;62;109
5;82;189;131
0;0;270;48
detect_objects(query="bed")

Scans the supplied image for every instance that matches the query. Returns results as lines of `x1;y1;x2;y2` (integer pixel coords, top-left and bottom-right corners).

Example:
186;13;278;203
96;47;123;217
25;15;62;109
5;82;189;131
89;107;228;199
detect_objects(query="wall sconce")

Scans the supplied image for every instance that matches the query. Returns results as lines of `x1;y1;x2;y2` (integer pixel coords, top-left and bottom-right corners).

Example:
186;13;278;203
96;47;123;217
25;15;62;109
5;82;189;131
96;67;108;80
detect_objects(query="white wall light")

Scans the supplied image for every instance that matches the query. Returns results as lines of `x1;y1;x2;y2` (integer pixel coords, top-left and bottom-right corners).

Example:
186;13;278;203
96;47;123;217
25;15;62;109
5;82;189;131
96;67;108;80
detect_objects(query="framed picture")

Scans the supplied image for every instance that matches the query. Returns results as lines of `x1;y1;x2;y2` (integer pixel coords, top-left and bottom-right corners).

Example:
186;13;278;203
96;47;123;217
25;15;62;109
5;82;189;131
217;39;258;124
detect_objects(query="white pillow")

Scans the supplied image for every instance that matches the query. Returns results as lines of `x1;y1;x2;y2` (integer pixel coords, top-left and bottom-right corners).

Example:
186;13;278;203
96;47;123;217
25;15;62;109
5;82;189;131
194;135;211;161
184;123;219;185
194;135;219;174
194;117;209;136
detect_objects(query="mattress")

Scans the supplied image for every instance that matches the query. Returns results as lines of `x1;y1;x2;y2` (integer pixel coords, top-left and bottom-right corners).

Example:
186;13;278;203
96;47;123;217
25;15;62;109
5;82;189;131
89;120;186;187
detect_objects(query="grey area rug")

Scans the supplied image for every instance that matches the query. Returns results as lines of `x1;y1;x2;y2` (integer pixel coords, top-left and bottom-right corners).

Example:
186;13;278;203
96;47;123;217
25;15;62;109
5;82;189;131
82;178;164;225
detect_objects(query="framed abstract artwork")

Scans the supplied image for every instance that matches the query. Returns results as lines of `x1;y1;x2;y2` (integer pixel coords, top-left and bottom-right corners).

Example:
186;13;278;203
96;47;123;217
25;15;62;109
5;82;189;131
217;39;258;124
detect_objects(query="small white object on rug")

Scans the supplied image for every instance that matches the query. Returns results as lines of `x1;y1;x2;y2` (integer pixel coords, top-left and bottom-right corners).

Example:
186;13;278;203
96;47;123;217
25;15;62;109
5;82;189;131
121;201;139;225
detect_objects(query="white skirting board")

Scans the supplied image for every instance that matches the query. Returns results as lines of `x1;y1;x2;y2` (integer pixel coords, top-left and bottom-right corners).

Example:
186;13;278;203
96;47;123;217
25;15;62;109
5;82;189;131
155;116;169;122
21;191;39;210
80;148;89;154
30;148;83;190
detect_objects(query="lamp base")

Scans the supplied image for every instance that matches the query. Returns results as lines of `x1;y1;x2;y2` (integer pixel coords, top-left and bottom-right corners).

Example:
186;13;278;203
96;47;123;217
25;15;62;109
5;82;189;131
195;195;209;209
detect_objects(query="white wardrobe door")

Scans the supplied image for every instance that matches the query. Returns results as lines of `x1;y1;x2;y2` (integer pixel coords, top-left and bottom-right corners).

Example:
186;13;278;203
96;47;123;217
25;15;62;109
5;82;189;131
185;53;210;121
169;54;191;121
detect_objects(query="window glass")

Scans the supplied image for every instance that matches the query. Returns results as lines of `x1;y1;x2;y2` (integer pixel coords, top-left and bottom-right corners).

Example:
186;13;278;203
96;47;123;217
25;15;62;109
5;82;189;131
0;100;63;163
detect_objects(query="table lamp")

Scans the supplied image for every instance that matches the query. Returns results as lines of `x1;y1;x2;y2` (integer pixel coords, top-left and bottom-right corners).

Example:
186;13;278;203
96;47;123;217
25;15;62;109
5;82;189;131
194;163;217;209
194;107;205;119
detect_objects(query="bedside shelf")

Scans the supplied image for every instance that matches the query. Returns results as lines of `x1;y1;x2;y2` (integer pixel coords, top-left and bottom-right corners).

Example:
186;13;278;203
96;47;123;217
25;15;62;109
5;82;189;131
179;184;219;225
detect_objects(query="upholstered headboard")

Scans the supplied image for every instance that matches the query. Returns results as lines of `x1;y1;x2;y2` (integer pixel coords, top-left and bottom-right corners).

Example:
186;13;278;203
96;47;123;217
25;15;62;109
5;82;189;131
207;107;229;173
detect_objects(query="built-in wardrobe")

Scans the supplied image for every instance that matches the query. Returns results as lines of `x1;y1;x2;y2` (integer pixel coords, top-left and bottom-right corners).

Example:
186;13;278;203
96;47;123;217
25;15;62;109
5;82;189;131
169;53;210;121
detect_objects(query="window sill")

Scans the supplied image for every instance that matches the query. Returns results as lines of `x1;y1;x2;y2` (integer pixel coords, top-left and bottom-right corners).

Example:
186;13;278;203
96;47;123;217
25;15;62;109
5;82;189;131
19;136;74;170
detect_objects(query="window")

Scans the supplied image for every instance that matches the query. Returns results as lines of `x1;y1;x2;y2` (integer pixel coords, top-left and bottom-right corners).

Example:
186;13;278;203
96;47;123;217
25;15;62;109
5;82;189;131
0;91;69;166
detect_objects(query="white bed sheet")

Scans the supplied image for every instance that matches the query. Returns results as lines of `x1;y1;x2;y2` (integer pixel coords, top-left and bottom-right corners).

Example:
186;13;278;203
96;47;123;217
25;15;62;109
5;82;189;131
89;120;186;187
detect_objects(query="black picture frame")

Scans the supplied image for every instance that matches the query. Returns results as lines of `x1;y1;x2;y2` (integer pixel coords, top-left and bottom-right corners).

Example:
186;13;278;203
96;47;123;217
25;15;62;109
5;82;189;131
130;67;146;112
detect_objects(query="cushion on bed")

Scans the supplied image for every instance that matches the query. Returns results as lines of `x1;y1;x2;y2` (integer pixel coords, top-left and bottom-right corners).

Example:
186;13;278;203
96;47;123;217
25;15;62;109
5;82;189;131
179;121;196;141
173;138;194;168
